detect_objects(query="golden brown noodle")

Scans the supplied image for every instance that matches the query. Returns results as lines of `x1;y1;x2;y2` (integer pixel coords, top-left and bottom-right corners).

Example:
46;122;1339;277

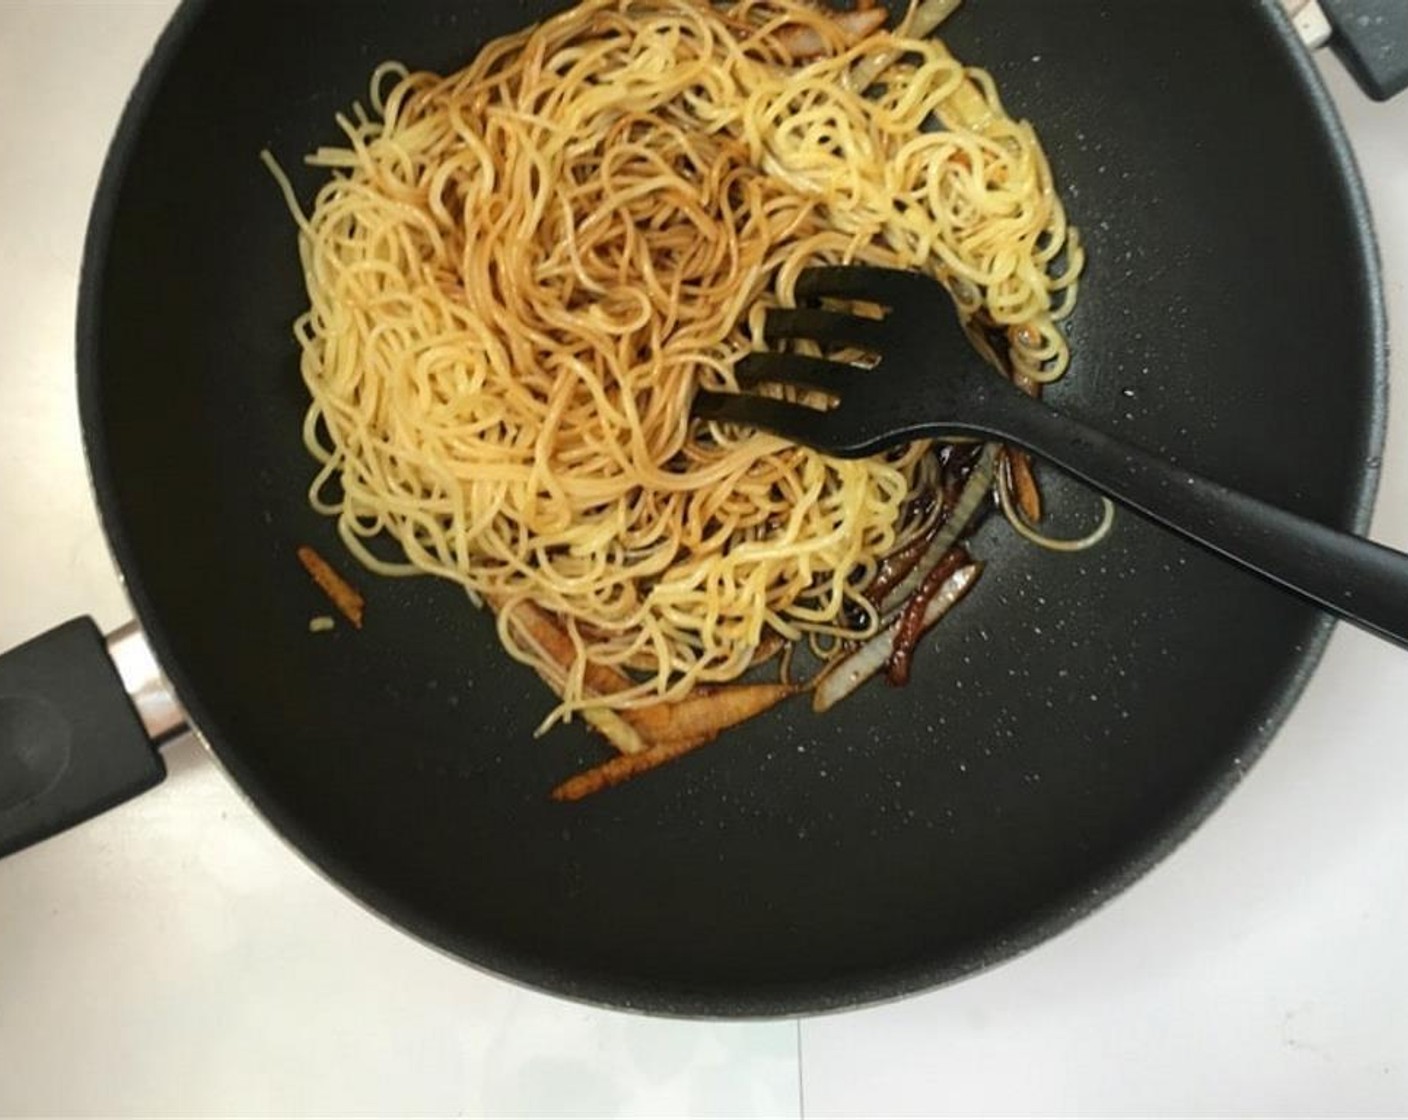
266;0;1083;726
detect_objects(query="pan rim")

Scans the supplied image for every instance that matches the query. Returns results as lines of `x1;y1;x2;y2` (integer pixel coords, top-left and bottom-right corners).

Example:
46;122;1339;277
74;0;1389;1017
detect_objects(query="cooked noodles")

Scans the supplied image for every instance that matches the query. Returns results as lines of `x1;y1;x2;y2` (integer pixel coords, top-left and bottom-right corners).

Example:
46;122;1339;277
266;0;1083;728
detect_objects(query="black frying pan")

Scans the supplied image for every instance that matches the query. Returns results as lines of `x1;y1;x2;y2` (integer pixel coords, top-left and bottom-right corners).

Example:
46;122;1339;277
0;0;1401;1016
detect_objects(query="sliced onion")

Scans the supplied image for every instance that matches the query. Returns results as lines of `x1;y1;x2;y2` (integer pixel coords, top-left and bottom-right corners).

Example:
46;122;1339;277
776;7;887;59
903;0;965;38
878;443;996;613
847;0;964;92
813;561;982;712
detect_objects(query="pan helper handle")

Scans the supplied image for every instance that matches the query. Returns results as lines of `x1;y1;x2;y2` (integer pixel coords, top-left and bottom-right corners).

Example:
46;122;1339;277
1320;0;1408;100
1283;0;1408;100
0;619;187;858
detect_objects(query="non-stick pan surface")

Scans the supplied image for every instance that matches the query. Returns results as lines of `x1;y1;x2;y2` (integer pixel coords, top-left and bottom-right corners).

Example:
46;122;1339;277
79;0;1384;1014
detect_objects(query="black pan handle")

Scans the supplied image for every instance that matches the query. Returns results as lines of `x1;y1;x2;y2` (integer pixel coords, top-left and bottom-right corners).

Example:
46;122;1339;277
0;619;186;858
1318;0;1408;100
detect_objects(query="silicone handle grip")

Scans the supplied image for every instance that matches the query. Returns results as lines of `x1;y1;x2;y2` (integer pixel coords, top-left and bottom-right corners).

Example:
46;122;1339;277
1321;0;1408;100
0;618;165;858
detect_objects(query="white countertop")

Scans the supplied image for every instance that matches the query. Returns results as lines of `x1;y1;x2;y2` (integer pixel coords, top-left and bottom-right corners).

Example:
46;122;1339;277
1;5;1406;1116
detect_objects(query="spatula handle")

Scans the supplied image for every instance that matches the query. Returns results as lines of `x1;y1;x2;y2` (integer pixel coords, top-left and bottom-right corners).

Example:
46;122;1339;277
983;391;1408;649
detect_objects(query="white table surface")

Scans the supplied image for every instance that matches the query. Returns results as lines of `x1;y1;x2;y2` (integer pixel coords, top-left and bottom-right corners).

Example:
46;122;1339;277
1;5;1406;1117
